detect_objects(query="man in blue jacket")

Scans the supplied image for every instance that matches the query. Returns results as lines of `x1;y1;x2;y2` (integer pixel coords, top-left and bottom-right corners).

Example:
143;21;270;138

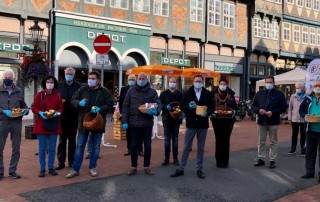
251;76;287;169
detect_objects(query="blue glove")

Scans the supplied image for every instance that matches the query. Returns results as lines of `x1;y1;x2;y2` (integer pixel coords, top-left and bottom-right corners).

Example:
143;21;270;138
53;112;61;117
39;111;48;120
2;110;13;118
178;112;186;120
91;106;101;113
189;102;197;110
147;108;158;116
122;123;128;130
79;99;87;107
22;108;29;116
166;105;172;111
211;113;216;118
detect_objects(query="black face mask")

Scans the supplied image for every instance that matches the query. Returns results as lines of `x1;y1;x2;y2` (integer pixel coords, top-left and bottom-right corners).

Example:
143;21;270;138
3;78;13;86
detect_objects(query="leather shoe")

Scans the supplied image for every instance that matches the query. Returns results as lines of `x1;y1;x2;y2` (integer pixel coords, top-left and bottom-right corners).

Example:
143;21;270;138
301;173;315;179
124;151;131;156
269;161;276;169
55;164;65;170
162;160;169;166
170;169;184;178
254;159;265;167
197;170;205;179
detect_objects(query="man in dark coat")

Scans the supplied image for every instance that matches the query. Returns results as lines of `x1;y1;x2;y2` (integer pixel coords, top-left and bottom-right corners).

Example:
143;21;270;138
160;77;183;166
66;71;114;178
55;67;82;170
170;75;214;179
251;76;287;169
119;74;143;156
122;72;161;176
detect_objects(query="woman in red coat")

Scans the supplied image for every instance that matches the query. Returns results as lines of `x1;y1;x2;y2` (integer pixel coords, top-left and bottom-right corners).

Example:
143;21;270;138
32;75;63;177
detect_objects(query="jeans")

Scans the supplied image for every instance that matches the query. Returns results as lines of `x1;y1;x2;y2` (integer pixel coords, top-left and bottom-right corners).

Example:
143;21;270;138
37;134;58;171
258;124;279;161
290;122;306;152
178;128;208;171
57;119;77;166
129;127;152;168
73;131;102;172
305;131;320;175
163;124;180;160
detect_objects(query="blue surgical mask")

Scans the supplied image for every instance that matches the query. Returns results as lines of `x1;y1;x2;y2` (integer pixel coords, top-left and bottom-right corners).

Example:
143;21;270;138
3;78;13;86
194;83;203;89
65;75;74;82
88;79;97;87
137;80;147;87
219;85;227;91
266;83;273;90
169;82;176;88
128;80;135;86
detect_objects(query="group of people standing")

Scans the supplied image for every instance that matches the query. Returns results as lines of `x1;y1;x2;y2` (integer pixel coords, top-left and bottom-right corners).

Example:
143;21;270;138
1;69;320;183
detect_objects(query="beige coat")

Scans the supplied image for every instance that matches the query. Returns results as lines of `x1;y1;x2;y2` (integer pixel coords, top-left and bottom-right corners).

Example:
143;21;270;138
288;93;305;123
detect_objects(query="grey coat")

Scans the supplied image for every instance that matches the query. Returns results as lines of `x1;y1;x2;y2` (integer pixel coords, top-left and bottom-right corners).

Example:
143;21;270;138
122;83;161;127
0;84;28;122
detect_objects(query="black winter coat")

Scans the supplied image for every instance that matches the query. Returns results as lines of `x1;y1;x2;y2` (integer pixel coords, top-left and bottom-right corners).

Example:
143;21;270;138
160;89;183;125
299;92;317;132
211;87;237;123
119;85;130;114
181;86;214;129
251;88;287;125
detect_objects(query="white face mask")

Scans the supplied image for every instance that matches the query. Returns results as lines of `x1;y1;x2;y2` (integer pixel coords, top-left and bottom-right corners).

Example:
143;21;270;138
169;82;176;88
46;83;54;90
88;79;97;87
219;85;227;91
313;87;320;94
296;89;302;93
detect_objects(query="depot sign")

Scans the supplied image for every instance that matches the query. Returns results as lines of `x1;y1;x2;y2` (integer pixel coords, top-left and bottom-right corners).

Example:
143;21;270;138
161;57;191;66
0;43;32;52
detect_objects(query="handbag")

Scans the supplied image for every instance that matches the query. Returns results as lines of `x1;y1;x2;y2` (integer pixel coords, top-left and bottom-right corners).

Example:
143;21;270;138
41;92;60;131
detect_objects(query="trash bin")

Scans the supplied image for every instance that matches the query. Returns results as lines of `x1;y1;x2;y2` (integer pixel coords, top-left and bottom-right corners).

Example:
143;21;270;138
25;125;36;139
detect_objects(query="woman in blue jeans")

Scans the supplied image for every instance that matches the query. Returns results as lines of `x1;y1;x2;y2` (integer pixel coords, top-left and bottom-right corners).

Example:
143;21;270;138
32;76;63;177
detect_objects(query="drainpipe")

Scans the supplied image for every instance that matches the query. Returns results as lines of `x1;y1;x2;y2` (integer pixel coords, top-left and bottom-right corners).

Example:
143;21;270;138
245;0;253;99
49;0;57;78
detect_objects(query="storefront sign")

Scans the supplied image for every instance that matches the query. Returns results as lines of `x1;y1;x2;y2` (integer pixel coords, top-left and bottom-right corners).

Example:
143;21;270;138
161;57;191;66
214;62;243;74
215;65;235;73
0;43;32;52
87;32;126;43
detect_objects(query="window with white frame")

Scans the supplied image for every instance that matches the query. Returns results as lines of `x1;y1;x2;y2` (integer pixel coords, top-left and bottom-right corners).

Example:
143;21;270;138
275;0;282;3
297;0;303;6
310;28;316;45
254;18;261;37
306;0;311;8
208;0;221;26
287;0;293;3
302;26;308;44
223;2;235;29
314;0;319;10
271;21;279;40
154;0;169;17
317;29;320;46
110;0;128;9
263;19;270;38
190;0;204;22
133;0;150;13
293;25;300;43
283;22;290;41
85;0;105;5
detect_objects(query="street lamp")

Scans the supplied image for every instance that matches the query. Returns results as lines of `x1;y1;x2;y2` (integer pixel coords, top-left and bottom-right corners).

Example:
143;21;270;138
28;20;44;52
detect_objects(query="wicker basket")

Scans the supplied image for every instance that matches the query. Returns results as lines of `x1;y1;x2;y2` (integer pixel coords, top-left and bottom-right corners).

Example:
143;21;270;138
196;106;208;116
170;110;183;119
305;115;320;123
214;106;233;118
11;108;23;118
83;112;104;131
138;103;157;114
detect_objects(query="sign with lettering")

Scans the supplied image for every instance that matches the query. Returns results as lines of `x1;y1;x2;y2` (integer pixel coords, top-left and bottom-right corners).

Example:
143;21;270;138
0;43;33;52
214;62;243;74
161;57;191;66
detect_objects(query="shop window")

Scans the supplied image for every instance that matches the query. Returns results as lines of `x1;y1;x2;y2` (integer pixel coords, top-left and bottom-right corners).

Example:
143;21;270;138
208;0;221;26
133;0;150;13
258;65;265;76
190;0;204;22
85;0;105;5
153;0;169;17
250;65;256;75
110;0;128;9
267;66;274;75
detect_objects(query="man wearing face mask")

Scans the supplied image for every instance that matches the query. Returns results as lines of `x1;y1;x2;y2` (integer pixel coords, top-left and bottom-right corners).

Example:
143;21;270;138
160;77;183;166
299;81;320;182
122;72;161;176
251;76;287;169
170;75;214;179
55;67;82;170
118;74;143;156
66;71;114;178
0;69;29;179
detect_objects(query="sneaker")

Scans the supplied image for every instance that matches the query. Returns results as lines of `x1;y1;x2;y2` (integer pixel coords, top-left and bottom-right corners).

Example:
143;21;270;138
127;168;137;176
0;173;3;180
288;150;296;155
9;172;21;179
49;169;58;176
144;167;154;175
66;170;79;178
90;168;98;177
85;153;90;159
38;170;45;178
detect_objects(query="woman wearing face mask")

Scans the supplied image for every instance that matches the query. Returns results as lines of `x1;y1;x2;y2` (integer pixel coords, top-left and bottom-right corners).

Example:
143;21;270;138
32;75;63;177
288;82;306;155
211;78;237;168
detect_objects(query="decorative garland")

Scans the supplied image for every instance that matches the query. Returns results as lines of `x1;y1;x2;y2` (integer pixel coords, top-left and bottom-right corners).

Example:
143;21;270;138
216;88;229;105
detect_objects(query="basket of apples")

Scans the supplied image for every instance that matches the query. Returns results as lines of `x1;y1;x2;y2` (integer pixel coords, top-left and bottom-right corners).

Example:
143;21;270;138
169;102;182;120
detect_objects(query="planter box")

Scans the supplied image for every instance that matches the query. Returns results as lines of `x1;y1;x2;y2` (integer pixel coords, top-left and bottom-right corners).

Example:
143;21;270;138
25;125;37;139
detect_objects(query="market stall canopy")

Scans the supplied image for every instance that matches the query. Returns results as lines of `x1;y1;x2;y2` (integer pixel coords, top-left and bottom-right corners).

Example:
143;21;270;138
126;64;182;76
255;67;306;91
181;67;220;78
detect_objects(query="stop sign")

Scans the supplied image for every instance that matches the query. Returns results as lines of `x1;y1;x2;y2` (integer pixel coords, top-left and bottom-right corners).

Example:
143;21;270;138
93;34;112;54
